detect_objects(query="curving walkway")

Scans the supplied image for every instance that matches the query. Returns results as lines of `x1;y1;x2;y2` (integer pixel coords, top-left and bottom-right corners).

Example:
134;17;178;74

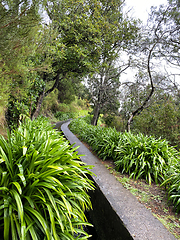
59;120;176;240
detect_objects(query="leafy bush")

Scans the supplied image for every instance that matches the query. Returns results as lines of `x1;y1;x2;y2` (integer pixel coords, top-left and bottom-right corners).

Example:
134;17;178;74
56;103;71;113
103;115;115;126
55;111;77;121
82;115;92;125
131;100;180;149
68;97;89;112
42;89;60;113
70;118;121;160
6;76;46;129
0;117;94;240
108;115;126;132
162;164;180;213
114;132;179;184
70;118;180;212
70;118;179;185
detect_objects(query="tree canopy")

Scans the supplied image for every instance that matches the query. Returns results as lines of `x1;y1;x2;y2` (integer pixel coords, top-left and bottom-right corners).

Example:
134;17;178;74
85;0;140;125
1;0;180;135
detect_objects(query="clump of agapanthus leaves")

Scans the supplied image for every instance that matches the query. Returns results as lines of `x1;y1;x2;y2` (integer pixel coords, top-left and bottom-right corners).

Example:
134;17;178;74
0;116;94;240
70;117;180;213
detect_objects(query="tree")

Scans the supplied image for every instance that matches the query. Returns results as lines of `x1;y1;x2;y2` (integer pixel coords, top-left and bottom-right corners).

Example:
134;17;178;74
0;0;42;75
30;0;102;119
126;0;180;131
3;0;102;126
120;71;149;120
85;0;140;125
153;0;180;69
57;75;84;104
0;0;49;127
126;48;155;131
88;65;123;126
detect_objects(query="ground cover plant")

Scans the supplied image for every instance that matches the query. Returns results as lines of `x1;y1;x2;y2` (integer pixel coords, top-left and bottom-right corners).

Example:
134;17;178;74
0;117;94;240
162;164;180;214
69;118;180;214
69;117;121;161
115;132;179;185
54;111;77;121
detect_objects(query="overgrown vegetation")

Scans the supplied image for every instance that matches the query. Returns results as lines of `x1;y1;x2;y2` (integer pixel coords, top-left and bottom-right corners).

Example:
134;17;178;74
162;164;180;214
130;98;180;149
69;117;180;214
1;0;180;239
0;117;94;239
115;132;179;185
52;97;90;122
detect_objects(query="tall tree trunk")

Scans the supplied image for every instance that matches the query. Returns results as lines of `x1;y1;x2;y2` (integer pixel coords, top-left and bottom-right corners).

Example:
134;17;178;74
91;104;100;126
91;87;102;126
31;89;45;120
31;72;62;120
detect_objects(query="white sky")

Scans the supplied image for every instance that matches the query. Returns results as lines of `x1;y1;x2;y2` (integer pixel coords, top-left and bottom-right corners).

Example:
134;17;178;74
124;0;168;22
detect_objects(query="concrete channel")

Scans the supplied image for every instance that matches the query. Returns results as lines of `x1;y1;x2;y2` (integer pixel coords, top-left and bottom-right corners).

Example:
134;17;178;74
55;120;177;240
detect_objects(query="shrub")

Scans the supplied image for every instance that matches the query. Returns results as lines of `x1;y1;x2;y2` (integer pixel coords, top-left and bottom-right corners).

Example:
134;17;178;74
69;118;121;160
82;115;92;125
57;103;70;113
103;115;115;126
0;117;94;239
69;97;89;112
88;127;121;161
70;118;179;185
54;111;77;121
70;118;180;212
162;164;180;213
131;100;180;149
109;116;126;132
114;132;179;184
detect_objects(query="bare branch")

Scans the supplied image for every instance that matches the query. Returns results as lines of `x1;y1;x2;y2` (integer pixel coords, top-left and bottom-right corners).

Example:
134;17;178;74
127;42;156;132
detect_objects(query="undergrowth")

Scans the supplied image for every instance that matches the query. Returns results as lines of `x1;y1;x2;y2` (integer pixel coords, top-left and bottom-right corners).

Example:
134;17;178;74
69;117;180;214
0;116;94;239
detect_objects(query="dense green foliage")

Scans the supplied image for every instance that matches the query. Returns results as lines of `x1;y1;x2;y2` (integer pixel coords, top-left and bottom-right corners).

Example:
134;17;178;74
69;117;180;212
0;117;94;239
69;117;121;161
51;97;90;121
0;0;42;72
131;99;180;148
1;0;103;126
119;83;180;148
115;132;178;185
0;0;46;125
1;0;180;222
162;164;180;214
54;112;77;121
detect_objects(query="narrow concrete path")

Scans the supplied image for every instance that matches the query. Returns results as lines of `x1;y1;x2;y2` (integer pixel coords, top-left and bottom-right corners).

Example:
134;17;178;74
60;120;176;240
